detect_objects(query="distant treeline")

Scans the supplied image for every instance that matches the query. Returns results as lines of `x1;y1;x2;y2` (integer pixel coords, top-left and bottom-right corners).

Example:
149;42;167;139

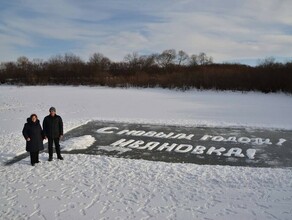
0;50;292;93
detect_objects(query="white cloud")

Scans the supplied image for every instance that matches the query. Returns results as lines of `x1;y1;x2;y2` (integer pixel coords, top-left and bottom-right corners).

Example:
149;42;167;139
0;0;291;63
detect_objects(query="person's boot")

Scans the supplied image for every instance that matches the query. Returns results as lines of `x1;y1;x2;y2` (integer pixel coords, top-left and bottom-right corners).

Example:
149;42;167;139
56;145;63;160
30;153;35;166
48;146;53;161
36;152;40;163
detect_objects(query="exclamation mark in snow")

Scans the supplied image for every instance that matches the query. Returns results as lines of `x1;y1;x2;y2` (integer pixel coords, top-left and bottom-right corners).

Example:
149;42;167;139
276;138;286;146
246;149;256;159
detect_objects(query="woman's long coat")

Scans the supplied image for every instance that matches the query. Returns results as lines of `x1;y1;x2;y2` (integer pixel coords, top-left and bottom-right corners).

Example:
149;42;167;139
22;118;44;152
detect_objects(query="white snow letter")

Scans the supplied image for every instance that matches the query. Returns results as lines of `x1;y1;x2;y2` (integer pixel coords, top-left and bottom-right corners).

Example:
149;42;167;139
225;137;237;142
157;143;177;152
211;136;225;142
143;131;157;137
155;132;175;139
174;144;193;153
252;138;272;145
177;134;194;141
128;140;145;149
111;139;135;147
238;137;251;144
200;135;212;141
223;148;245;158
191;145;206;155
138;142;160;150
97;127;119;134
132;131;146;136
206;147;226;156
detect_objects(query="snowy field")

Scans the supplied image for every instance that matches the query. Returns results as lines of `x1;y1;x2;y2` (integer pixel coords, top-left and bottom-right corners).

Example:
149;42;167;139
1;86;292;219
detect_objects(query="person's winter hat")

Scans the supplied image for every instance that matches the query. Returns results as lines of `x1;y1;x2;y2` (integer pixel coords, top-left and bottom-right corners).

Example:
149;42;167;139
49;107;56;112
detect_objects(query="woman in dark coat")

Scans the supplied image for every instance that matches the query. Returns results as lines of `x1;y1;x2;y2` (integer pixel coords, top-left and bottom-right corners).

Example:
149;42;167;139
22;114;45;166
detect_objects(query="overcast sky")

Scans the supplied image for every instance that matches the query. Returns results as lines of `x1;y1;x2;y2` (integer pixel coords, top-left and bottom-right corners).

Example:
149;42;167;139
1;0;292;65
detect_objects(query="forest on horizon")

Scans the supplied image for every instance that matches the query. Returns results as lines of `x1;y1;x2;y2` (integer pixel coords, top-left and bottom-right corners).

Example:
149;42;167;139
1;49;291;93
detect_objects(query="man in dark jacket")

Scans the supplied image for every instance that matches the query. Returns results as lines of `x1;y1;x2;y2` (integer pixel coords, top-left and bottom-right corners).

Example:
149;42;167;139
22;114;44;166
43;107;64;161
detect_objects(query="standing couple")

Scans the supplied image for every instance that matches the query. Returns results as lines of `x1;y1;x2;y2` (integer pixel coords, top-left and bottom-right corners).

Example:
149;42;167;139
22;107;64;166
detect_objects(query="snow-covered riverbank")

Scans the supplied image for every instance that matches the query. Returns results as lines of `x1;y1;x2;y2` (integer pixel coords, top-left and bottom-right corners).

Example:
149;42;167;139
1;86;292;219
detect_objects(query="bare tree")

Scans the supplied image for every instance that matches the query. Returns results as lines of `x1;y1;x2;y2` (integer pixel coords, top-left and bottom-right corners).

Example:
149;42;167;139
16;56;31;75
188;53;213;66
257;56;276;67
177;50;189;66
197;52;213;65
189;54;199;66
139;54;156;68
48;53;83;65
32;58;43;66
17;56;30;66
63;53;83;64
89;53;111;69
48;54;63;65
124;52;140;68
155;49;176;67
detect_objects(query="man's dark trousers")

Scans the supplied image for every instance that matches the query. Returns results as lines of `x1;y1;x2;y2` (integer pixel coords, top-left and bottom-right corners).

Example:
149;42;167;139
48;138;61;159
